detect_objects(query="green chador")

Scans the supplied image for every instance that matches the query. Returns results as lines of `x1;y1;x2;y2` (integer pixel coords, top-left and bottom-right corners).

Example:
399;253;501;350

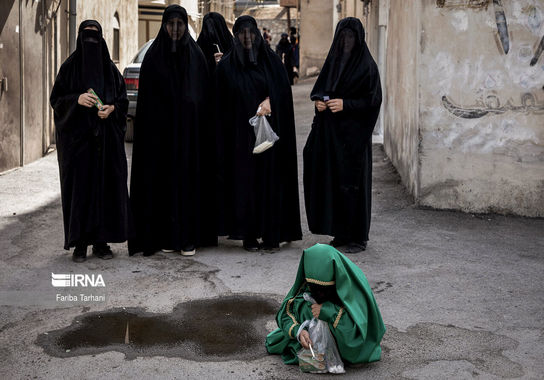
265;244;386;365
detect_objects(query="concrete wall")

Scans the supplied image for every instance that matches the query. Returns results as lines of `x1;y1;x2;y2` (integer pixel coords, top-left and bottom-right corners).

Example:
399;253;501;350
0;0;22;172
383;0;421;197
417;0;544;216
382;0;544;217
299;0;333;76
0;0;49;172
77;0;139;72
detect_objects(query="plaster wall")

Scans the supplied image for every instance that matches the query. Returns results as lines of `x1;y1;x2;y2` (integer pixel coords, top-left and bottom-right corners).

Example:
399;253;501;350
418;0;544;216
77;0;139;72
383;0;420;197
299;0;333;76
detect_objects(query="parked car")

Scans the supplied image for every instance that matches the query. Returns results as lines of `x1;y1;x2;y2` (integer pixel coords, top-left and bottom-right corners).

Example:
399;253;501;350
122;39;154;142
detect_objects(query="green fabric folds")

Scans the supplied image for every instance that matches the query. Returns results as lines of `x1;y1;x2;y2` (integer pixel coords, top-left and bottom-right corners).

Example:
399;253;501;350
265;244;385;365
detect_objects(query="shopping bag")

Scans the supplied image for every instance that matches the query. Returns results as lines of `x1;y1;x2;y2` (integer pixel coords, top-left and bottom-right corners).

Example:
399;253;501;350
249;113;279;154
297;293;345;374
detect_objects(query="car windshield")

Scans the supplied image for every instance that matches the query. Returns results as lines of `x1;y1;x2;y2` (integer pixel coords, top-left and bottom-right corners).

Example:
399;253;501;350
132;39;154;63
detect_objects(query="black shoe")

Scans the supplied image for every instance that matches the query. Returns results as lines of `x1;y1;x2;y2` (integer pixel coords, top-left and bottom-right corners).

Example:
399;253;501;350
181;244;196;256
243;238;260;252
329;237;349;248
260;242;279;252
343;242;366;254
92;244;113;260
72;246;87;263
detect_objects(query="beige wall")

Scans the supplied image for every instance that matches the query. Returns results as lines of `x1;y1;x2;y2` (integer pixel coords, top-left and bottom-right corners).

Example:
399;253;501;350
416;0;544;216
77;0;139;72
299;0;333;76
382;0;421;197
380;0;544;216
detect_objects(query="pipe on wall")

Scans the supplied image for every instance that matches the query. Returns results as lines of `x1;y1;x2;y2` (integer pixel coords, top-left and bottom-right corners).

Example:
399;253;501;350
69;0;77;54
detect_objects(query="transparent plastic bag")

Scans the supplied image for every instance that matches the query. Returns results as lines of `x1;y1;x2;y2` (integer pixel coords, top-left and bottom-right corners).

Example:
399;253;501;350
297;293;345;374
249;113;279;154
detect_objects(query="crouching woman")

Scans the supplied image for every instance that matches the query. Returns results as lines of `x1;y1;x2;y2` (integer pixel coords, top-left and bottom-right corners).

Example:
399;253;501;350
265;244;385;366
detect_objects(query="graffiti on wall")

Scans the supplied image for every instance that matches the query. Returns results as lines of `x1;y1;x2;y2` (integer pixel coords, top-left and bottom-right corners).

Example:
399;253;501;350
531;35;544;66
493;0;509;55
436;0;489;9
442;93;544;119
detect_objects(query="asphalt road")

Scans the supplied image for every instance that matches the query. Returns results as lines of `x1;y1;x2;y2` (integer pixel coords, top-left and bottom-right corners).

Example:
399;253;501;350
1;78;543;379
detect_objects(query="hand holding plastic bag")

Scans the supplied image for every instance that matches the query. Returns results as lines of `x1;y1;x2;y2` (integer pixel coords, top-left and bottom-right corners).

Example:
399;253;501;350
249;111;279;154
296;293;345;374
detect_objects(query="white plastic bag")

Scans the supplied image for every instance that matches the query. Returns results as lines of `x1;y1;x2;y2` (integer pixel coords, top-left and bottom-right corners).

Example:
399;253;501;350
297;293;345;374
249;113;279;154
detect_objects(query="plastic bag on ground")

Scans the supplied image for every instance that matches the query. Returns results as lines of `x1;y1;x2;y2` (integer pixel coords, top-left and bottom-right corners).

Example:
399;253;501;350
297;293;345;374
249;114;279;154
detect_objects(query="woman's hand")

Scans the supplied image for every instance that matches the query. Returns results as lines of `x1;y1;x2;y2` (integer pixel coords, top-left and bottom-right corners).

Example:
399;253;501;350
326;98;343;113
98;104;115;119
311;303;322;319
214;52;223;65
299;329;312;349
315;100;327;112
257;97;271;116
78;93;97;108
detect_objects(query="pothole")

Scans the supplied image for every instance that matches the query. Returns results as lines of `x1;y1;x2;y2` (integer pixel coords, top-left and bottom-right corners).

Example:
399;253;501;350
36;295;279;361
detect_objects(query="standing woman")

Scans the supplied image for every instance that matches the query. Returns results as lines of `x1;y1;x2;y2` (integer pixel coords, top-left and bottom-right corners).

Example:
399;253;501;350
215;16;301;251
303;18;382;254
50;20;131;262
196;12;233;73
129;5;216;257
275;33;295;85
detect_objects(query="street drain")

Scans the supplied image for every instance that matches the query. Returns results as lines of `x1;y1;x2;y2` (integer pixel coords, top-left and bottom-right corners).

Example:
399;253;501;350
36;295;279;361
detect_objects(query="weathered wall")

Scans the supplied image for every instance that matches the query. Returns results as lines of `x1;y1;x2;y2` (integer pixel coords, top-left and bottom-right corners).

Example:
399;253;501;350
383;0;421;197
0;0;22;172
22;0;45;165
77;0;138;72
418;0;544;216
299;0;333;76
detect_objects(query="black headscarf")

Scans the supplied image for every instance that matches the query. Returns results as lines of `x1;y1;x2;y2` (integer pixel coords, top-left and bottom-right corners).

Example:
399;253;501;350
231;16;264;66
49;20;130;249
197;12;233;72
129;5;217;254
311;17;380;106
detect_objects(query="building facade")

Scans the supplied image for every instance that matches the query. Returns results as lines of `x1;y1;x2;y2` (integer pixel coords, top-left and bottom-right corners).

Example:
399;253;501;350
0;0;234;173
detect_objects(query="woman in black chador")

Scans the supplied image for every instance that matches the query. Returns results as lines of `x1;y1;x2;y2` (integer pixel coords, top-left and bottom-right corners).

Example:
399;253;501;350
275;33;295;85
129;5;216;257
50;20;131;262
215;16;302;251
303;18;382;254
196;12;233;73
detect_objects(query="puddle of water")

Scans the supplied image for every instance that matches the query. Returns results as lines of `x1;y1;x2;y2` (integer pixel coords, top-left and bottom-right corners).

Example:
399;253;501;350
36;295;279;361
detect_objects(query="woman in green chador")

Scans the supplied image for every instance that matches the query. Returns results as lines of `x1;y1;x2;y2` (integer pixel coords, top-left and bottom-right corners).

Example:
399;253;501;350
265;244;385;365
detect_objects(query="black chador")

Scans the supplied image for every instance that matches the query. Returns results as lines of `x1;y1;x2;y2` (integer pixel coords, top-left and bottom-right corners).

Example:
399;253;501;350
50;20;131;262
303;18;382;254
196;12;234;74
215;16;302;250
128;5;216;256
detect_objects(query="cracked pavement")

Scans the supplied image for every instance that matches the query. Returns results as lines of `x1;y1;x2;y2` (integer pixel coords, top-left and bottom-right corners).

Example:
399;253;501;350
1;79;543;379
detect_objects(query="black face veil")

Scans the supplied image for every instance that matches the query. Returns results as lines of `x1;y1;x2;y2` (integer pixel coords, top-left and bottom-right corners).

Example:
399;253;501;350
197;12;233;54
311;17;373;99
232;16;263;66
78;20;107;96
161;5;190;53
